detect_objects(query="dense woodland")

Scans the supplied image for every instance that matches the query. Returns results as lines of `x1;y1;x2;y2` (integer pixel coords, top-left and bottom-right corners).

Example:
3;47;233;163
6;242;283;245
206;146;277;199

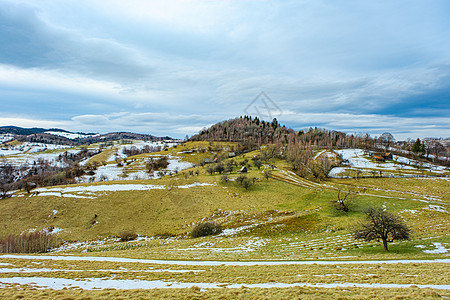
191;116;370;149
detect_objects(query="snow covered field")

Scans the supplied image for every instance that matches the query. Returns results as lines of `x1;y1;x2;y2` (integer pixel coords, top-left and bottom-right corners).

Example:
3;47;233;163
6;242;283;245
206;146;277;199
329;149;448;178
78;155;194;183
0;134;14;144
31;182;215;199
3;148;82;168
1;142;71;155
44;131;98;140
1;139;189;183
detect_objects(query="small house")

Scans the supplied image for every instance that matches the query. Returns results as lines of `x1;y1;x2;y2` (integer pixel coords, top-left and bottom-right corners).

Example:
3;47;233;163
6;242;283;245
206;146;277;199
373;155;385;162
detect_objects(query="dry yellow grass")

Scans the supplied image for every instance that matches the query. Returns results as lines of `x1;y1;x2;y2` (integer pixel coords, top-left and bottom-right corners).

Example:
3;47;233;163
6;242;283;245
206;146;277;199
0;257;448;299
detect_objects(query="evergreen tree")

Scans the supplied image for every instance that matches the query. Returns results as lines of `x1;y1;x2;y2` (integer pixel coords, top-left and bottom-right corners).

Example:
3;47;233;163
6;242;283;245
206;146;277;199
412;138;425;156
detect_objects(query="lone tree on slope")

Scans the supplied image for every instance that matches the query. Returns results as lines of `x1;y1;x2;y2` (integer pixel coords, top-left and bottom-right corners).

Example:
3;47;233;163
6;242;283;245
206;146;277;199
333;188;358;213
353;207;411;251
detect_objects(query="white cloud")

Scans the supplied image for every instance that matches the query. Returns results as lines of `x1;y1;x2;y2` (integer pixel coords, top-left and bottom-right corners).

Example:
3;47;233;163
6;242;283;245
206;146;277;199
0;0;449;139
0;117;68;129
0;64;123;97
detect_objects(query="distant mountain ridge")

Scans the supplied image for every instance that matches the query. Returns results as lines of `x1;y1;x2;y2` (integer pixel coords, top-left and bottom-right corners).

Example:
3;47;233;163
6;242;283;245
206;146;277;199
0;126;49;136
0;126;172;145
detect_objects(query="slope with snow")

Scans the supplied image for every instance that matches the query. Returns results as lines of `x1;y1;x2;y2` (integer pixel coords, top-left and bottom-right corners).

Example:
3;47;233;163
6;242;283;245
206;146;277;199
45;131;98;140
329;149;448;178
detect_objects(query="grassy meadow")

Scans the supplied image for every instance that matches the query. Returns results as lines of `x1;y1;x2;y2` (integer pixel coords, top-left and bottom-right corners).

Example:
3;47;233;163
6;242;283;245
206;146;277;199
0;141;448;298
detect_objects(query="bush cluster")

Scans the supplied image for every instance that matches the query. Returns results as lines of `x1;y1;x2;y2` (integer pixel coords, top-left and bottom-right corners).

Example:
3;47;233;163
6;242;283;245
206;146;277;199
0;231;59;253
146;157;169;173
191;222;222;238
118;230;138;242
236;175;255;189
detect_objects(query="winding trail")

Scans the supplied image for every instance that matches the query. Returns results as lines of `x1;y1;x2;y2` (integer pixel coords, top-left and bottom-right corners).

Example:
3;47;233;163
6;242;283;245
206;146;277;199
268;167;448;206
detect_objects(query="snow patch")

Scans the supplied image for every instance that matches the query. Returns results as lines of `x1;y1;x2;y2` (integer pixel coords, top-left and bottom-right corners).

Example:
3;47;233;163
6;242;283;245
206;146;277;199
44;131;98;140
35;182;213;196
0;277;448;290
329;149;447;178
423;243;448;254
177;183;214;189
424;205;448;213
1;255;448;266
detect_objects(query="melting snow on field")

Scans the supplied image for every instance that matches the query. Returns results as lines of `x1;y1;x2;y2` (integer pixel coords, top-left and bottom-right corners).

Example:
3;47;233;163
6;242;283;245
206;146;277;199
329;149;447;177
0;133;14;143
423;243;449;254
3;255;448;266
1;143;72;156
424;205;448;213
32;182;215;198
79;155;193;183
44;131;98;140
3;148;81;168
0;277;448;290
176;238;268;253
105;141;176;162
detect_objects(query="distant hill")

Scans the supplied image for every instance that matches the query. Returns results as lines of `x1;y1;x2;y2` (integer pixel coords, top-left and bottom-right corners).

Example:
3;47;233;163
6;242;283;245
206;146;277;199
0;126;49;136
0;126;173;145
190;116;351;149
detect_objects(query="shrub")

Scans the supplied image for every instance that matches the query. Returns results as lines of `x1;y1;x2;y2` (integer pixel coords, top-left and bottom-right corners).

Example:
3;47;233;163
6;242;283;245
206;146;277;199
118;230;138;242
206;166;215;175
253;159;262;169
146;157;169;173
215;164;225;174
191;222;222;238
235;174;246;184
241;177;254;190
0;231;59;253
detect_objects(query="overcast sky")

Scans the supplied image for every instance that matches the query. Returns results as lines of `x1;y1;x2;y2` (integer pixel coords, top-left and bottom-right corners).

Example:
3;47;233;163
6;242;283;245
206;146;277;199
0;0;449;140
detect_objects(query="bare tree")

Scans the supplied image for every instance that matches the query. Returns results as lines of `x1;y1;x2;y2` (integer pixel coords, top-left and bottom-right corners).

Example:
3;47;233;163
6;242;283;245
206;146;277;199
333;188;357;212
0;183;11;199
0;160;15;199
378;132;395;151
354;207;411;251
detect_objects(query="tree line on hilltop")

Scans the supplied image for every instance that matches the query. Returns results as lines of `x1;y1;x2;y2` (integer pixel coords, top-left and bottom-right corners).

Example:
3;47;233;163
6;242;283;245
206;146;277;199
190;116;449;167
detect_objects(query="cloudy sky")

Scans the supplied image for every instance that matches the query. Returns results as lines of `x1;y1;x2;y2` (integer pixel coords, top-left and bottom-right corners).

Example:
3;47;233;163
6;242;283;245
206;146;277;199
0;0;449;139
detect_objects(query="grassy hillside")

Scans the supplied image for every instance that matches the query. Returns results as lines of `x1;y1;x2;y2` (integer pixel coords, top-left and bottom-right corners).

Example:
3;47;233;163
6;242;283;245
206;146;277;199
0;141;448;262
